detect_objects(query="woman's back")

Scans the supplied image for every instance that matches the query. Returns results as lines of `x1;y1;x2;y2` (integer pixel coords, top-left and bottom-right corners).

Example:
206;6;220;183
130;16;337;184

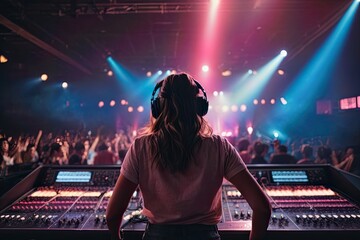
121;134;246;224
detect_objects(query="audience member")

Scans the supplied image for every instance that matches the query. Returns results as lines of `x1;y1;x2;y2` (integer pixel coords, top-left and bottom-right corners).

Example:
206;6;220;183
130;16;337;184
237;138;251;164
93;142;117;165
314;145;332;164
270;144;296;164
68;141;86;165
250;141;268;164
296;144;314;164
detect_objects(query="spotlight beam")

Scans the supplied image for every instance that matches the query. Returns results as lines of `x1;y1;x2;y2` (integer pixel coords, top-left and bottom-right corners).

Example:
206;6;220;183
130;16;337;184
233;53;285;104
278;0;359;127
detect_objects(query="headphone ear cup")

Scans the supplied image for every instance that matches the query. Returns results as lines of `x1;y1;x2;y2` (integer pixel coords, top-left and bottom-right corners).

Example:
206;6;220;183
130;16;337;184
151;97;161;118
196;96;209;116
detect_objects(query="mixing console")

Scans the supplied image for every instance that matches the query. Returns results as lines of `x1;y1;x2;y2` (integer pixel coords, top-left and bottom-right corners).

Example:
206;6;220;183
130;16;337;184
0;165;359;240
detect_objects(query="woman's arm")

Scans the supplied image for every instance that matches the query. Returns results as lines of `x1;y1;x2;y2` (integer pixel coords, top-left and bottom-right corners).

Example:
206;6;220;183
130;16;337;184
229;169;271;240
106;174;138;240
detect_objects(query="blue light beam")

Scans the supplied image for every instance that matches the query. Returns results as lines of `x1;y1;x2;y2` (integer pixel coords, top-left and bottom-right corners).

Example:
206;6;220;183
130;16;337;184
280;1;359;122
233;53;286;104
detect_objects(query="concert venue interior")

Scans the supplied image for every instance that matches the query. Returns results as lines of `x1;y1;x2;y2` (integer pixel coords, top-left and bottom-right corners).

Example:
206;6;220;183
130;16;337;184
0;1;359;240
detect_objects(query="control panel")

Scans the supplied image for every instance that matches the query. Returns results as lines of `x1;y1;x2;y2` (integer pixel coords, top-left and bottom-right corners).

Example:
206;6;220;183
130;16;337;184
0;165;359;240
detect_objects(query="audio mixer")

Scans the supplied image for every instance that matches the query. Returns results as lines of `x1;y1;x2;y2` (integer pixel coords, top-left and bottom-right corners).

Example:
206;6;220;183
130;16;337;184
0;164;359;240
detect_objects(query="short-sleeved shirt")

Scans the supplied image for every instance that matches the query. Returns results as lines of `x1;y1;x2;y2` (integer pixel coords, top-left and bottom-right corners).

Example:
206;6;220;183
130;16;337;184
121;134;246;224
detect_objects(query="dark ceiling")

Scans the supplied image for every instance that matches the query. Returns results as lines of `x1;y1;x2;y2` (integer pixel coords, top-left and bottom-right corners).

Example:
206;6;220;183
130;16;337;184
0;0;355;80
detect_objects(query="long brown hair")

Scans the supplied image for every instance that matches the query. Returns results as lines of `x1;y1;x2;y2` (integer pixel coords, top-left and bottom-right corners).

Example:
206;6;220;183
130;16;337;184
140;73;212;173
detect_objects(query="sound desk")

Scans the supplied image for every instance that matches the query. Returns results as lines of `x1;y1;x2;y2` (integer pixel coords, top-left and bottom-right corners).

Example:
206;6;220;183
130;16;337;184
0;165;359;240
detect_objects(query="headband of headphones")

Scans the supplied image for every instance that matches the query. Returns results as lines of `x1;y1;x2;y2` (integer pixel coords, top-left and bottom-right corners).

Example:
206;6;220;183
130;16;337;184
150;78;209;118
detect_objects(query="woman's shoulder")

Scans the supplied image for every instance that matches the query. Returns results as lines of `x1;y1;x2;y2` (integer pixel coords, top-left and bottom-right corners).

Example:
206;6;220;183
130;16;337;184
201;134;231;146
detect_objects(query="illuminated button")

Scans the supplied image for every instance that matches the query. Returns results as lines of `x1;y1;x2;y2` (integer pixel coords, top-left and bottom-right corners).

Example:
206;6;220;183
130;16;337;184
240;210;245;219
95;215;100;224
247;211;251;219
234;210;239;219
75;218;80;226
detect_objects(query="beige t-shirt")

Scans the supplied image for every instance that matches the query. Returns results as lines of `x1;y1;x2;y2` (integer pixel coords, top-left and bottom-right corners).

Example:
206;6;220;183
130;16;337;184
121;134;246;224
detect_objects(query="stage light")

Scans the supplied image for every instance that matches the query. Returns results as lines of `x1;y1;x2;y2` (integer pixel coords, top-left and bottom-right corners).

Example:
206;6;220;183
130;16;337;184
278;69;285;75
166;70;171;75
280;97;288;105
253;99;259;105
157;70;163;75
41;74;48;81
120;99;128;105
221;105;229;112
0;55;8;63
202;65;209;72
248;69;253;74
213;91;219;96
62;82;68;89
110;100;116;107
222;70;232;77
137;106;144;112
270;99;276;104
107;70;113;77
98;101;104;108
273;131;279;138
128;106;134;112
171;70;177;74
240;104;247;112
219;91;224;96
280;50;287;57
261;99;266;105
146;71;152;77
247;127;254;135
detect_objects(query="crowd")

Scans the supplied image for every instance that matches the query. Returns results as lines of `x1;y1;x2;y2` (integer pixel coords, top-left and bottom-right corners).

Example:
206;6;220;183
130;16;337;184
0;127;133;175
236;136;360;176
1;127;359;176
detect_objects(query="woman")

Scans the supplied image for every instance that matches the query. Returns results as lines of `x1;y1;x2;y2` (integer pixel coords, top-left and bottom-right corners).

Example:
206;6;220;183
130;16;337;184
107;73;271;240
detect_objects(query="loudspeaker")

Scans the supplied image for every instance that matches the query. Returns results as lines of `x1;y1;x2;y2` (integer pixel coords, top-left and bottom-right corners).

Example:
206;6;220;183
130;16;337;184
150;79;209;119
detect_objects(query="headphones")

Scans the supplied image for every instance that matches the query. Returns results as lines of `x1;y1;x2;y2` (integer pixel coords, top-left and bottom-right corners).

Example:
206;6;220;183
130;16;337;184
150;79;209;119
